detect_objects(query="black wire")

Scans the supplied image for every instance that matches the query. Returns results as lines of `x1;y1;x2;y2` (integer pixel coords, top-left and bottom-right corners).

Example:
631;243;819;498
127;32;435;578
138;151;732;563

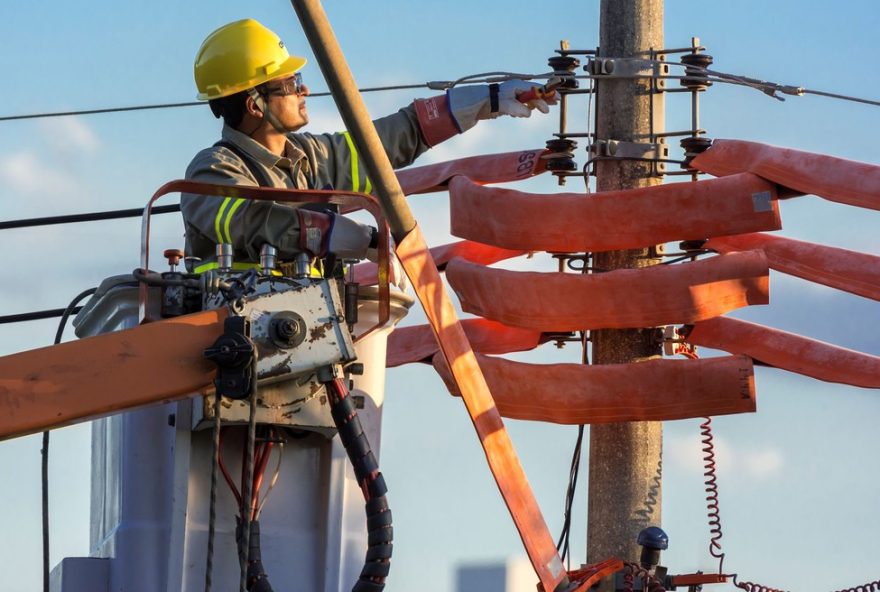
0;203;180;231
556;424;585;569
0;308;83;325
41;286;97;592
0;84;427;122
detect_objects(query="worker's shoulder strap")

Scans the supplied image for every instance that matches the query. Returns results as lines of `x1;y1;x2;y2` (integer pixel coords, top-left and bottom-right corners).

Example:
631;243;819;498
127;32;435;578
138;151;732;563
214;140;273;188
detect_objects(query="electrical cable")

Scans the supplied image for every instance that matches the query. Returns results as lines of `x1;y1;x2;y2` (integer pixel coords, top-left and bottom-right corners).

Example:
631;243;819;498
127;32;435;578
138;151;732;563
238;376;259;592
0;307;84;325
2;60;875;125
40;286;97;592
204;392;223;592
0;204;180;231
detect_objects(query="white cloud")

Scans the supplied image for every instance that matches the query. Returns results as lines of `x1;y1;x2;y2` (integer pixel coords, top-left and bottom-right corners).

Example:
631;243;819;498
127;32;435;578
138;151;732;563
0;151;81;196
742;447;784;477
38;117;100;154
665;429;784;481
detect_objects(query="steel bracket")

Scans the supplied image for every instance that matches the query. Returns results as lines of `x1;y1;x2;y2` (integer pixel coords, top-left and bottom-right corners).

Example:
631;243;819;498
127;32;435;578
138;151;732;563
586;57;669;91
591;139;669;174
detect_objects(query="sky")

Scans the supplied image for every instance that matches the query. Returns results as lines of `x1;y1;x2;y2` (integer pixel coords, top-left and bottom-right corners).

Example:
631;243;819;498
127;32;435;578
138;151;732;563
1;1;879;591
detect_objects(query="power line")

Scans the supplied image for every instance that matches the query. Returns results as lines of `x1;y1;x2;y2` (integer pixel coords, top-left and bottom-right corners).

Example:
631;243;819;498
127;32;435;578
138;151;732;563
2;65;877;123
0;204;181;231
0;84;429;122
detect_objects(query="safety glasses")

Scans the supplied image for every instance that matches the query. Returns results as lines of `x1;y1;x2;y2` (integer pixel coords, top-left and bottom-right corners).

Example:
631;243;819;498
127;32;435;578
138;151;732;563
264;72;305;96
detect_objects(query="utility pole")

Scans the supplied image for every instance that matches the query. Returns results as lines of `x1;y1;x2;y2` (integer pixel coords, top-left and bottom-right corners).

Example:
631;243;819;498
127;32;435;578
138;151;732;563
587;0;665;569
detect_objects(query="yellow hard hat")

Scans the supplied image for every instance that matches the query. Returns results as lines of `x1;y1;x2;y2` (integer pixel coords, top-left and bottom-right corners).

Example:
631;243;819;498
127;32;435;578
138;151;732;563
194;19;307;101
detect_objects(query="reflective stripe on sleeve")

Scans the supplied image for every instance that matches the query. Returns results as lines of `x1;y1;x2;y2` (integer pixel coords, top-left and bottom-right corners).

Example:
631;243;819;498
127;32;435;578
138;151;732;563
223;198;247;243
214;197;233;243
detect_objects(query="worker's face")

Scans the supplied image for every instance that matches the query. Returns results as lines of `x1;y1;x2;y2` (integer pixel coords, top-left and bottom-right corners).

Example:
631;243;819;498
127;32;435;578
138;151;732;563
263;73;310;131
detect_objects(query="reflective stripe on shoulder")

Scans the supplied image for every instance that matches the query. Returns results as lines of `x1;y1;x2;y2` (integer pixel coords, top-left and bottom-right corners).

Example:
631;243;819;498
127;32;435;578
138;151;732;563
342;131;372;193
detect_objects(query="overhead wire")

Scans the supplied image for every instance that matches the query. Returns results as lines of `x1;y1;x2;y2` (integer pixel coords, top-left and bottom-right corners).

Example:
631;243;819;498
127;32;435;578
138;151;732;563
2;62;877;124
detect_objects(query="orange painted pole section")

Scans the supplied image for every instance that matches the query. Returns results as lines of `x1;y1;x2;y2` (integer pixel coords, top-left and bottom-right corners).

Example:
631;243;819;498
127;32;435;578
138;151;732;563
687;316;880;388
448;172;781;252
0;308;226;440
691;139;880;211
396;226;566;588
706;233;880;302
432;353;756;424
291;1;567;587
446;251;770;331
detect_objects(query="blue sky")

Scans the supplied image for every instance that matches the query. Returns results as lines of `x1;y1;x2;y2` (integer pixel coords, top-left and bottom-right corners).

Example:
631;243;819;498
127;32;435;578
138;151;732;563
1;1;879;591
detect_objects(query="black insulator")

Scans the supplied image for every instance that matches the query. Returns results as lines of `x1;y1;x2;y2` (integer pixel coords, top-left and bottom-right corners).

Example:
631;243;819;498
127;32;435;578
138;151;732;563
548;55;580;72
545;157;578;172
680;136;714;169
679;239;708;252
545;138;577;153
680;52;714;91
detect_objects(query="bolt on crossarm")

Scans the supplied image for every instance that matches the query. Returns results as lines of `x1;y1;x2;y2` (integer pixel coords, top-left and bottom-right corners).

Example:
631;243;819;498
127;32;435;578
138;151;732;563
587;0;665;577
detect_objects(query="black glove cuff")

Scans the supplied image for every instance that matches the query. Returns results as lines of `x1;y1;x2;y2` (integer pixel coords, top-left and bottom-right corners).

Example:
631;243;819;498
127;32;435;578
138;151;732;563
368;227;379;249
489;83;500;113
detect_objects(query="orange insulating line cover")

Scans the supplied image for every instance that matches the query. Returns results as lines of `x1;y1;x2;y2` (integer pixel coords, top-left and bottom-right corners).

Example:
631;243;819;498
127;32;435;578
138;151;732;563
396;224;566;588
687;316;880;388
0;308;226;440
707;233;880;302
691;139;880;211
448;172;781;252
396;148;546;195
431;353;756;424
446;251;770;331
352;240;525;286
387;318;545;368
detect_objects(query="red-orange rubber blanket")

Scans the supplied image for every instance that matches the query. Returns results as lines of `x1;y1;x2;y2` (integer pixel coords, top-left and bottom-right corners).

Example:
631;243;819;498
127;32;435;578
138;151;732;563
687;317;880;388
706;233;880;302
446;251;770;331
387;318;545;368
448;173;781;252
431;352;756;423
691;139;880;211
397;148;546;195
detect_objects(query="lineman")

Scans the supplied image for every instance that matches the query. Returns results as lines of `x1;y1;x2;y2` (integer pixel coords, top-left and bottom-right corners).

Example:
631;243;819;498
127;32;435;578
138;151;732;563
183;18;555;272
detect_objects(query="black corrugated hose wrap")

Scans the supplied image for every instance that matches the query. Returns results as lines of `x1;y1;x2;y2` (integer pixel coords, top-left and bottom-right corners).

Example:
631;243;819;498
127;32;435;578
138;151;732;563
328;378;393;592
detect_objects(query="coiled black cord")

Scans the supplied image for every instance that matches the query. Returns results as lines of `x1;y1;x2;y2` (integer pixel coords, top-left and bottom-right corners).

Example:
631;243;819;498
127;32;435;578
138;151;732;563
327;377;392;592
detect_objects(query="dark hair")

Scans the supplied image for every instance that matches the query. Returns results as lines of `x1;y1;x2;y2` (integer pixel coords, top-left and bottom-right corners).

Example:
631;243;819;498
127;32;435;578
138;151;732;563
208;91;249;129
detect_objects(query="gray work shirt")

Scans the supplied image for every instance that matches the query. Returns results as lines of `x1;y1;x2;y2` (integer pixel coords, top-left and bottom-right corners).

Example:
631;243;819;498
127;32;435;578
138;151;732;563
181;105;428;271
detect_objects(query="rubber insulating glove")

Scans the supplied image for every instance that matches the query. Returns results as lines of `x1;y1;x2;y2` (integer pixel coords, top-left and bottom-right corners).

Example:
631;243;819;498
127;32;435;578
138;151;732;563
298;209;376;260
446;79;557;133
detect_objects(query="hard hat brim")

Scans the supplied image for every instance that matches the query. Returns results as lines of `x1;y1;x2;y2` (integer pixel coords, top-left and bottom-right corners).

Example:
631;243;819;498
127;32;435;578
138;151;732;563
196;54;308;101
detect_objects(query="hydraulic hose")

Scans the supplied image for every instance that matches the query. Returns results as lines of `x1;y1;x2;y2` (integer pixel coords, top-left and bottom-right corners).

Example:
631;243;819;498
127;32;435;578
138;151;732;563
326;378;392;592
